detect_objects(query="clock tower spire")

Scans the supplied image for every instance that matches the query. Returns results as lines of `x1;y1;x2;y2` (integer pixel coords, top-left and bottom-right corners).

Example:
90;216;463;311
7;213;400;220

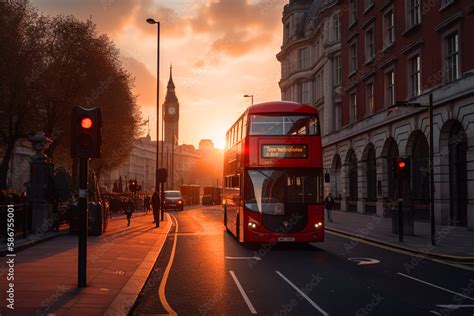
163;64;179;145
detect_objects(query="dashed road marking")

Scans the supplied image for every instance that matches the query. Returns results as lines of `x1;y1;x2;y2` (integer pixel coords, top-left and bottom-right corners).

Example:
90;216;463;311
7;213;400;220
276;271;328;316
398;273;474;301
230;270;257;314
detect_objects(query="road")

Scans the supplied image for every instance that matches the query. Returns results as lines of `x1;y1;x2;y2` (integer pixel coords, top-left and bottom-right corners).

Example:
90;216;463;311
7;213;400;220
132;206;474;315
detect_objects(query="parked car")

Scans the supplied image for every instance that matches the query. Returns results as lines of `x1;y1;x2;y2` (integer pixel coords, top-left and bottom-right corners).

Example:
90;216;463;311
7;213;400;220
163;190;184;211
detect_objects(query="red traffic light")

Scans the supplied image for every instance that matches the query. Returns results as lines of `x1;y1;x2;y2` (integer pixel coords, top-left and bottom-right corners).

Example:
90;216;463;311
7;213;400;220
398;161;406;168
81;117;93;129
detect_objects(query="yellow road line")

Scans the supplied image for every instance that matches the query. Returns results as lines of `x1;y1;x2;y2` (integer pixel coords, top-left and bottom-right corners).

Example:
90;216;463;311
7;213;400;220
158;213;179;315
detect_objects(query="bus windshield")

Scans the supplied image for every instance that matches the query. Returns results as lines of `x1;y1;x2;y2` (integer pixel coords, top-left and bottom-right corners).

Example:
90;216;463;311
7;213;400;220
249;114;320;136
244;169;323;214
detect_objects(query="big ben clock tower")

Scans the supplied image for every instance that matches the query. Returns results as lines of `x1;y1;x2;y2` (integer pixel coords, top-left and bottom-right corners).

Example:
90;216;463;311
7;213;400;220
163;65;179;145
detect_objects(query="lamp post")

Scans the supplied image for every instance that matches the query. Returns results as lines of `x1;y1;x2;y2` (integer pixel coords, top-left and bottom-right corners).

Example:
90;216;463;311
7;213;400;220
244;94;254;105
389;93;435;245
147;18;162;226
146;18;160;190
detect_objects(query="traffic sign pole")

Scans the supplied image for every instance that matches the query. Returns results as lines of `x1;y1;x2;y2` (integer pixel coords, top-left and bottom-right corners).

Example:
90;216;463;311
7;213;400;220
78;158;88;287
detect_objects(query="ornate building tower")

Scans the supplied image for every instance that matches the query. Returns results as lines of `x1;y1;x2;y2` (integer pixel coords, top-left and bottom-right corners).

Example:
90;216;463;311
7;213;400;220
163;65;179;145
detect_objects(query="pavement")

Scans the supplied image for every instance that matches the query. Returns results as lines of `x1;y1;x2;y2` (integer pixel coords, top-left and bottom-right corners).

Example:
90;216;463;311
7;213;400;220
132;206;474;315
326;210;474;259
0;210;171;316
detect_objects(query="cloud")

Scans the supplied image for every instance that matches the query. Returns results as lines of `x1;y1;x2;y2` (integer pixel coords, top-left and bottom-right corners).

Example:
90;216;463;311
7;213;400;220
133;1;190;37
121;55;165;107
189;0;285;58
34;0;138;35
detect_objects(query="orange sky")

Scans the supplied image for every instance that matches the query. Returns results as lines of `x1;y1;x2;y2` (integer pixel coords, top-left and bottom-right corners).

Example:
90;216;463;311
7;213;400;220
33;0;285;149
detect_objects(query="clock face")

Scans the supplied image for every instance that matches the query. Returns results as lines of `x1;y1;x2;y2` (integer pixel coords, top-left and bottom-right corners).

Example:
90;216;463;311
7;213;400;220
168;106;176;115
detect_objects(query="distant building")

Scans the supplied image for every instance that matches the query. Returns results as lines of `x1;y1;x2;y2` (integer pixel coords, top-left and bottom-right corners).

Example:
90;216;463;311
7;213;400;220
102;135;157;192
278;0;474;229
199;139;215;152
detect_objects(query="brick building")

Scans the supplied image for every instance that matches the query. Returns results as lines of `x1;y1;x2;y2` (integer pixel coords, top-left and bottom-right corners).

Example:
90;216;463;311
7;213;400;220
278;0;474;229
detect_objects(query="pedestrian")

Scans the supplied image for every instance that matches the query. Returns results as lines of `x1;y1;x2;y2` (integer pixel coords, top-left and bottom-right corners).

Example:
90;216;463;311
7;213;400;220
125;198;134;226
151;191;160;227
324;193;335;223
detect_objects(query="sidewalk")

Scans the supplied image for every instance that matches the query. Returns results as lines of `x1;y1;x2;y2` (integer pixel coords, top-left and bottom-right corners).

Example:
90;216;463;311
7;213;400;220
326;210;474;260
0;210;151;256
0;211;171;315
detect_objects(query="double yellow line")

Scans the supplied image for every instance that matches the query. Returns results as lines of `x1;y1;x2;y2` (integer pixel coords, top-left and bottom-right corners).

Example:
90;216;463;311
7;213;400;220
158;213;179;315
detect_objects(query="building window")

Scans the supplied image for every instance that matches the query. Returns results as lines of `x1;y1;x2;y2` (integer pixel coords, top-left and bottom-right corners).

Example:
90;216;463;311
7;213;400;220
314;40;320;61
349;0;357;25
385;70;395;107
314;71;324;101
334;102;341;130
349;41;357;74
333;13;340;41
409;55;421;96
365;27;375;62
333;54;341;86
445;32;460;82
366;82;374;116
365;0;374;10
383;9;395;48
407;0;421;29
299;47;310;70
350;92;357;123
301;81;311;104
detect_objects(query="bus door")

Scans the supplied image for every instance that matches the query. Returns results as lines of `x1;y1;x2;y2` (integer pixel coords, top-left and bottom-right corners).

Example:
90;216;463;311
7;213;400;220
224;174;241;236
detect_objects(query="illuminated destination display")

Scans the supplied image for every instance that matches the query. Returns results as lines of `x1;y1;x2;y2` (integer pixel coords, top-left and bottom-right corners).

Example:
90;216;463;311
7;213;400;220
261;144;308;158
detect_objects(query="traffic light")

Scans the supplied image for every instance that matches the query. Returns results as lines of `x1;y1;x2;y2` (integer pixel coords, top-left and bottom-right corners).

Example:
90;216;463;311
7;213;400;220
71;106;102;158
128;180;141;192
396;157;411;177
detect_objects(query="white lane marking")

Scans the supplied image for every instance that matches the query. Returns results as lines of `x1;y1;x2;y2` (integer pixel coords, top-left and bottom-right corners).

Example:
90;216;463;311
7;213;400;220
275;271;328;316
229;270;257;314
429;311;442;315
225;256;261;261
436;304;474;310
158;213;178;315
348;258;380;265
397;273;474;301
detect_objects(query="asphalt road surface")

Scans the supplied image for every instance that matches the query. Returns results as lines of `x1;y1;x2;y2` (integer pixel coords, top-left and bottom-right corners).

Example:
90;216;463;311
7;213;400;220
132;206;474;315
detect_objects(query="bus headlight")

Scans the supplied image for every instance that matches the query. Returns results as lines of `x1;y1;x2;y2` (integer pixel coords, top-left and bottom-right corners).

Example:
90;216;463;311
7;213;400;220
314;222;323;229
248;221;259;230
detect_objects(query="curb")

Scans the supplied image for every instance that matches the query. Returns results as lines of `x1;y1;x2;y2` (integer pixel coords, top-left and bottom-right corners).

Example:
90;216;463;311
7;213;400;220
104;213;173;316
326;227;474;264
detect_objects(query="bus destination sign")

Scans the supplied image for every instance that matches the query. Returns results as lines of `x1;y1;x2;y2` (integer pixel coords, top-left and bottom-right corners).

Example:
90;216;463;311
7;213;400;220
261;144;308;159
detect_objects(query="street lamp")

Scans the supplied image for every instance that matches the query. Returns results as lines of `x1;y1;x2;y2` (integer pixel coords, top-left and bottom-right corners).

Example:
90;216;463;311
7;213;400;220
146;18;160;189
388;93;435;245
244;94;254;105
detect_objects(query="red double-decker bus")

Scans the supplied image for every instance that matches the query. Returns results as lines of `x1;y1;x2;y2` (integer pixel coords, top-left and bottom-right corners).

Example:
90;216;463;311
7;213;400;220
223;101;324;243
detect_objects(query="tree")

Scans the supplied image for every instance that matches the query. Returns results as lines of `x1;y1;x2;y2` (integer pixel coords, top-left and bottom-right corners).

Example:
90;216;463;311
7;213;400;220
0;2;142;189
34;15;142;176
0;3;48;189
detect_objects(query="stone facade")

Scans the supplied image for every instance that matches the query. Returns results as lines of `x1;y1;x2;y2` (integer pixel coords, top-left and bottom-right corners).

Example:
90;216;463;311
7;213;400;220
278;0;474;229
